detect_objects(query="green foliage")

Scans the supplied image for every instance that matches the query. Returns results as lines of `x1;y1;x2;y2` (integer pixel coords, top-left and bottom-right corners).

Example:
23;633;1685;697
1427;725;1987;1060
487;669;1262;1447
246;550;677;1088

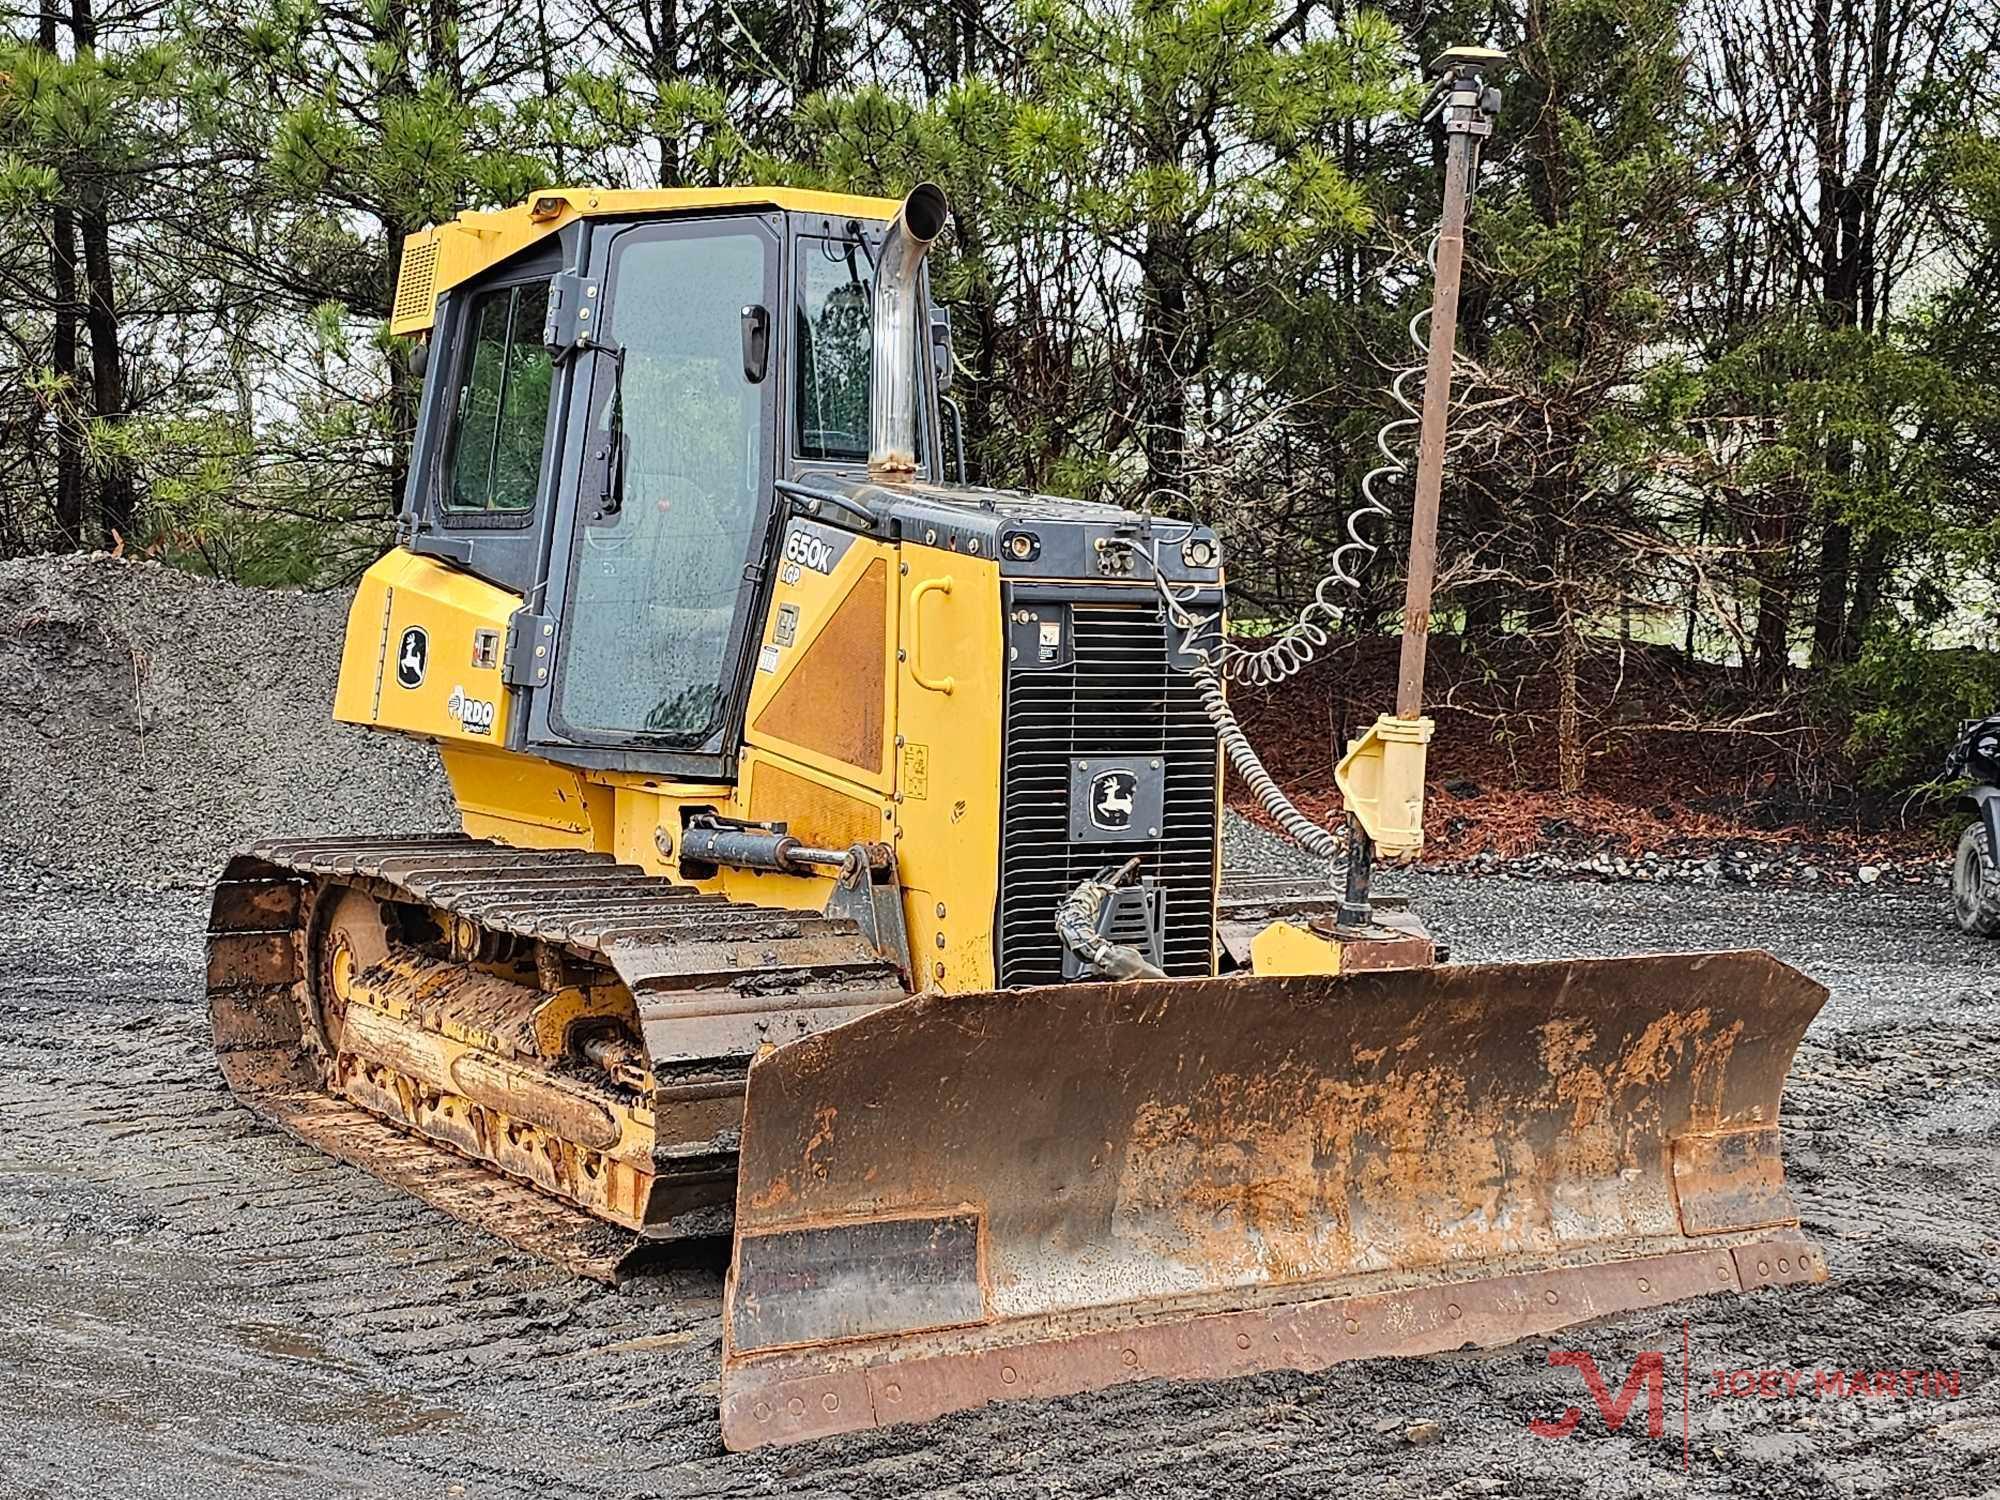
1828;634;2000;791
0;0;1995;805
99;408;394;585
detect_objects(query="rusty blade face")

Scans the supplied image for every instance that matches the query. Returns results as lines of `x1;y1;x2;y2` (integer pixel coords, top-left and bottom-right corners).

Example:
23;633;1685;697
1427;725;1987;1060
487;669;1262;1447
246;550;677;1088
720;951;1829;1449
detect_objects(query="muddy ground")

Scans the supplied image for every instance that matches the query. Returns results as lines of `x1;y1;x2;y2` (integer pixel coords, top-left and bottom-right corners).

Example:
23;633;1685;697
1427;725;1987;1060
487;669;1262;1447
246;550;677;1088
3;860;1996;1500
2;556;1996;1497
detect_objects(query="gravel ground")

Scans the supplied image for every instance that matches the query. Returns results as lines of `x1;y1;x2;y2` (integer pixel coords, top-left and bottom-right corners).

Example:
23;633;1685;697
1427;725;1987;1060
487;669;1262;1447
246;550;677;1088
2;558;1996;1498
3;847;1995;1500
1226;817;1982;1032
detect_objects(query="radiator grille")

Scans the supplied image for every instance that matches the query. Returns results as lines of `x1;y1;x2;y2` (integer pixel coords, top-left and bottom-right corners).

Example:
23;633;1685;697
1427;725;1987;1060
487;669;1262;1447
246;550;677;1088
997;597;1220;987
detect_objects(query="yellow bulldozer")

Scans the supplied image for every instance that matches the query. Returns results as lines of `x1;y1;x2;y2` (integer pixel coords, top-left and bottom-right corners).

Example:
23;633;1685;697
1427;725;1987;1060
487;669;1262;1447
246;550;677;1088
206;53;1825;1452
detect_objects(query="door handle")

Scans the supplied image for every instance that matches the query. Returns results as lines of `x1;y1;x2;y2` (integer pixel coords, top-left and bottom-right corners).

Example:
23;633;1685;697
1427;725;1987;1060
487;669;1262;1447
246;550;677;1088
907;576;954;695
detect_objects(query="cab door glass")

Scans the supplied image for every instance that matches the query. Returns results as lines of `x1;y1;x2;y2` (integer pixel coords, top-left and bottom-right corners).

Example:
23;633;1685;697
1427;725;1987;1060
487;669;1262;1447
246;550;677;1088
558;223;772;744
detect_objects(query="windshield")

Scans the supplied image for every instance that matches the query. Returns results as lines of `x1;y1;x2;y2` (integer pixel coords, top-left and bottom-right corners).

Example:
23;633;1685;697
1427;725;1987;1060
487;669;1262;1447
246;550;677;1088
794;233;922;466
556;220;773;746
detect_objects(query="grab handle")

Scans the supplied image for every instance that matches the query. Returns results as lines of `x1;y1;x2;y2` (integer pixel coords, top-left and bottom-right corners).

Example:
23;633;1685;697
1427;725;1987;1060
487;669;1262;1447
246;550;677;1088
907;576;955;695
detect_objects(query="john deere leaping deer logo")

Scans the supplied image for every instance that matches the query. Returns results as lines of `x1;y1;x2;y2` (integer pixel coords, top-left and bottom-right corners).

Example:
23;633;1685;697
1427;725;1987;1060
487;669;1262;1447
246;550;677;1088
396;627;428;688
1090;769;1136;831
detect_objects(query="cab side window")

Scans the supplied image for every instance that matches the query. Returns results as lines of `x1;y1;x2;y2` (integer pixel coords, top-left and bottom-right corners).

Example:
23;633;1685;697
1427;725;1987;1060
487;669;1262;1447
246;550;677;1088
445;281;552;516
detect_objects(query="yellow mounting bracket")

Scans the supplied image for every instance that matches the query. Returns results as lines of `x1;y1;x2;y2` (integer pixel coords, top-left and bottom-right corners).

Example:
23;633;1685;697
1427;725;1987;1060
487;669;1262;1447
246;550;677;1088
1334;713;1435;859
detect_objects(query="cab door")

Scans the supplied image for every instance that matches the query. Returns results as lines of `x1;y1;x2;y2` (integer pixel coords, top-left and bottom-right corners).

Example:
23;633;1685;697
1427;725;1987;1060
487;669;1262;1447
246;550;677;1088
528;211;783;775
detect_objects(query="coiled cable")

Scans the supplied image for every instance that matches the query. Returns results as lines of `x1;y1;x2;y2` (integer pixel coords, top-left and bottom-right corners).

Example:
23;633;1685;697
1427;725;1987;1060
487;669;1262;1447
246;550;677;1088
1193;232;1442;690
1193;653;1344;860
1112;541;1348;865
1104;236;1453;867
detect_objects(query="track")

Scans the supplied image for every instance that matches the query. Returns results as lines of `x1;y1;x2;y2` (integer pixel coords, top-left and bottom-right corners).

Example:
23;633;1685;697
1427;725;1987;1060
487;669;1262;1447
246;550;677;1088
3;861;1998;1498
208;835;906;1276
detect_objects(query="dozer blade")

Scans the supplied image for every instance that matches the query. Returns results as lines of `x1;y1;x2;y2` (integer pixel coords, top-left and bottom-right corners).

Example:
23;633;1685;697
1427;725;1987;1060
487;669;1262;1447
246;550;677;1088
719;951;1828;1448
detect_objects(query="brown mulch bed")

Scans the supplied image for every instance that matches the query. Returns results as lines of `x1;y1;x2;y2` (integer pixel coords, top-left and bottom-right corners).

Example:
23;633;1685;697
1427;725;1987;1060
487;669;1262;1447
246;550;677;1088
1224;633;1949;866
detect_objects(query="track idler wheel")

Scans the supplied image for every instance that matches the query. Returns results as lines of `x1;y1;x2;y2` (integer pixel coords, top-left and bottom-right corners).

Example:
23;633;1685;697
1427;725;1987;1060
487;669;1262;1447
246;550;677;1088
307;884;390;1057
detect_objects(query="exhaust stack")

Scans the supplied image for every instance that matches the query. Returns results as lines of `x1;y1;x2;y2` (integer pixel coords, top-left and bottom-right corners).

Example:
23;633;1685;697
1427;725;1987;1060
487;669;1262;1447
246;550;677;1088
868;183;949;481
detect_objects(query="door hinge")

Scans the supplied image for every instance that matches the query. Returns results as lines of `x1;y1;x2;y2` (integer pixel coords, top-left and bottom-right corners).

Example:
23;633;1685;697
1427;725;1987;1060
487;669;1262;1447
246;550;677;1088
543;270;602;359
503;609;558;688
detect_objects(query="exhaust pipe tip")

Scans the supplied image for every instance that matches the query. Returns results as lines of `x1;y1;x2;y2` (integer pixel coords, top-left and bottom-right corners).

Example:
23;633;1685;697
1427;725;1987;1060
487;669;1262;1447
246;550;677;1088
868;184;951;482
900;181;949;245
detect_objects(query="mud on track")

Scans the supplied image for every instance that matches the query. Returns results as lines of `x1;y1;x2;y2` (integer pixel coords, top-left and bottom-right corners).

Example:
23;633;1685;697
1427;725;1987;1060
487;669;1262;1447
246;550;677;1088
3;857;1997;1500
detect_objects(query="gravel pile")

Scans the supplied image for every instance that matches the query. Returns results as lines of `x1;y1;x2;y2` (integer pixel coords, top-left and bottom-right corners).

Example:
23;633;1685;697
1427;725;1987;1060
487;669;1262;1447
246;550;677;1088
0;554;454;889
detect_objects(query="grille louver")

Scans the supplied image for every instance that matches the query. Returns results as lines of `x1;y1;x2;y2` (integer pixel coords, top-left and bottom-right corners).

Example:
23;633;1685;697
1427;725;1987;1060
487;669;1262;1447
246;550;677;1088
997;597;1220;987
392;239;441;331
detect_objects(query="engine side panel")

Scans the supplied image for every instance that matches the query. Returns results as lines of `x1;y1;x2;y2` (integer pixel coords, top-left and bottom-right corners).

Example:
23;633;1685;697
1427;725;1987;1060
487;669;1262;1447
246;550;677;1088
870;542;1001;991
744;517;899;793
334;548;519;748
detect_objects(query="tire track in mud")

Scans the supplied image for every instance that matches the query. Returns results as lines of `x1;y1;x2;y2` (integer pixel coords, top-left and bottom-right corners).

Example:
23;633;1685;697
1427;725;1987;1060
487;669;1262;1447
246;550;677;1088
0;890;678;1499
2;870;1996;1499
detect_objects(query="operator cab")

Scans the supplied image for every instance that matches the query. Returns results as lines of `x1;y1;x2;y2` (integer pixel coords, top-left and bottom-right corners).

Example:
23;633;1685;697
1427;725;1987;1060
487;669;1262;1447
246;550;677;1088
400;194;949;778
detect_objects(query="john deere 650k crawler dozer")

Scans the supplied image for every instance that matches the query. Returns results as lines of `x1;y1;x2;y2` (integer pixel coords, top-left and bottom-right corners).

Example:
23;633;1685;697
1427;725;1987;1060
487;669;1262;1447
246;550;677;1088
207;53;1826;1451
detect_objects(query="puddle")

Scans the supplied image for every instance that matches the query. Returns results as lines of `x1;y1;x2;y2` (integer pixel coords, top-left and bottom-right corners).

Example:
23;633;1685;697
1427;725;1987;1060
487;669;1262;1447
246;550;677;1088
238;1321;354;1367
584;1329;703;1358
239;1322;468;1438
351;1391;467;1437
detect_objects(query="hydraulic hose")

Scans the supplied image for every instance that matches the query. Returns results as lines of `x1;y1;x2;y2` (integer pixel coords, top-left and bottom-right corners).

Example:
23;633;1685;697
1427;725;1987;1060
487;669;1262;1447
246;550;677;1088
1056;858;1169;980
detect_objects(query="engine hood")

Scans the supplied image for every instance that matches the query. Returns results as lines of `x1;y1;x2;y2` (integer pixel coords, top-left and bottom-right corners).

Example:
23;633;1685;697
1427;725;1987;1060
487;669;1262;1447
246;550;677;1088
782;472;1224;586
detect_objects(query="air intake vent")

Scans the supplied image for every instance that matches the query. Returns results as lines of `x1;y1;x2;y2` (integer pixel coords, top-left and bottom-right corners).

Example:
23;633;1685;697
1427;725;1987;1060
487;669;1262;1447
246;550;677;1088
997;594;1219;986
392;238;441;330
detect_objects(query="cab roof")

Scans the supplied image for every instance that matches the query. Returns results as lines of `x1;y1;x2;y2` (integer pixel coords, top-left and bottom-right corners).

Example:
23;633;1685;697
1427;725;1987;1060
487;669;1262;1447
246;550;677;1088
390;185;909;336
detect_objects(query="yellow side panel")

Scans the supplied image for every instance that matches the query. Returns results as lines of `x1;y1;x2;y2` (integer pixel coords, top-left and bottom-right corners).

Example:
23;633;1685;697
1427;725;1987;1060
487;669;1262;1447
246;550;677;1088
743;756;891;851
334;549;518;749
753;559;890;775
441;742;614;849
891;546;1003;992
744;524;898;794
